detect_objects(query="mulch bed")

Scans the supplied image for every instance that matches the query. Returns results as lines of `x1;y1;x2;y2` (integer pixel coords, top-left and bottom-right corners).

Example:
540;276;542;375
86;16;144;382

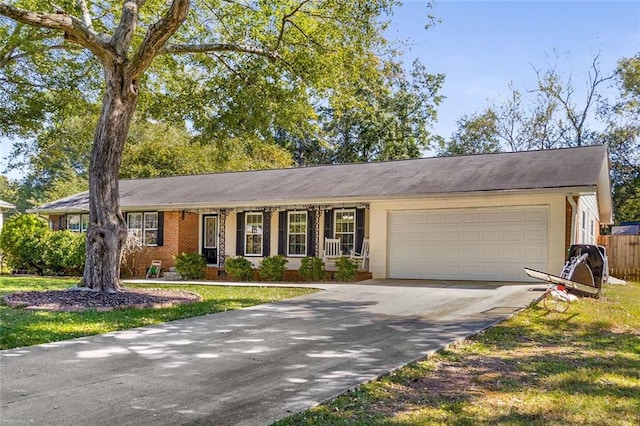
3;287;202;312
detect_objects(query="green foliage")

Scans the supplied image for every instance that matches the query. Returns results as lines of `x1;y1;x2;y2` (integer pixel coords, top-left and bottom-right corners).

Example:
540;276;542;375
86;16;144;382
606;54;640;222
0;214;48;273
298;257;326;282
617;54;640;98
334;257;358;282
224;257;255;281
41;231;85;276
0;215;86;275
174;252;206;280
323;59;445;164
1;0;438;290
121;122;294;178
1;1;440;187
0;175;18;209
258;255;288;281
438;111;502;156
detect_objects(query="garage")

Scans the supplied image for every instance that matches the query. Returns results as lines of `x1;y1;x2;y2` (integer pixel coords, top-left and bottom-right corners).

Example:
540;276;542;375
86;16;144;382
388;206;548;281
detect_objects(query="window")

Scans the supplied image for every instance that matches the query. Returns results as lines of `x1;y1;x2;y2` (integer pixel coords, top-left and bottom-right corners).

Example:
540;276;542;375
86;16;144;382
144;212;158;245
590;219;595;243
127;212;159;246
581;211;587;243
245;212;263;256
287;211;307;256
67;214;89;232
334;209;356;255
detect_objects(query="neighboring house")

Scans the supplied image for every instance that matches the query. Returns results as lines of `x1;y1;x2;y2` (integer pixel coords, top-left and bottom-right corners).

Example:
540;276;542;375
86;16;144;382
32;145;613;282
0;200;16;232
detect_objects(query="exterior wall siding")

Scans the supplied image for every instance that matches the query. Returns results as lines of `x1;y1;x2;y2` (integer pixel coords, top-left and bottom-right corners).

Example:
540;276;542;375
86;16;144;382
576;194;599;245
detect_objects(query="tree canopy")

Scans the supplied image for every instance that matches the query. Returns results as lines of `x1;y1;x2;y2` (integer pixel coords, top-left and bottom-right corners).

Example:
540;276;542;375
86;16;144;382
2;1;444;209
1;0;443;291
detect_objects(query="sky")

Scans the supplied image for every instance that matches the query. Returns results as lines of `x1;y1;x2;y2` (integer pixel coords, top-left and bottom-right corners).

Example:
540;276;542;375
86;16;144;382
386;0;640;139
1;0;639;179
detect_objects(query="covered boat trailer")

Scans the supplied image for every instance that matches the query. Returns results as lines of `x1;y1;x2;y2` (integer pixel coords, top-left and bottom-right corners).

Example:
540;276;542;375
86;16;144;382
525;244;609;298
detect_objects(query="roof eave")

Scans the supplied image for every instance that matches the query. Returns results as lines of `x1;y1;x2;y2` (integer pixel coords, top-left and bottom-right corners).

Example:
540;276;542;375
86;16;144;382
31;186;599;215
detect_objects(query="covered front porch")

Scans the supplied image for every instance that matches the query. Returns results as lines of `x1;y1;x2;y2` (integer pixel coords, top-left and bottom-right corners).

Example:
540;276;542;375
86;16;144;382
131;203;371;280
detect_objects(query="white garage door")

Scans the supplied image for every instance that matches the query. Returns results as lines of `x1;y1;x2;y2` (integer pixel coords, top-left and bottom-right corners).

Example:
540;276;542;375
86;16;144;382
388;206;548;281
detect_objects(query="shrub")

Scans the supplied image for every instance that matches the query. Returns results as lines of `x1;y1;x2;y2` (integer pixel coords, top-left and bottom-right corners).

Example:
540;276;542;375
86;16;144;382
174;252;206;280
0;214;49;274
335;256;358;282
259;255;288;281
225;257;254;281
42;230;86;276
298;256;326;282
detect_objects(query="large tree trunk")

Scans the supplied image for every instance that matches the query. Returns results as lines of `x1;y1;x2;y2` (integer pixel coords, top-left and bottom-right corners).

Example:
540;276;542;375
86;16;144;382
81;64;139;292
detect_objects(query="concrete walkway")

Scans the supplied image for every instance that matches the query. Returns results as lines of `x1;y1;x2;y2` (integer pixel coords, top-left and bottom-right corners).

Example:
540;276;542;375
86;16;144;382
0;280;545;425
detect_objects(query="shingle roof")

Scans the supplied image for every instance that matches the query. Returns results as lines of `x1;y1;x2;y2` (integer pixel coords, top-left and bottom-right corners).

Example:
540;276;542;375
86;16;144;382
34;145;609;213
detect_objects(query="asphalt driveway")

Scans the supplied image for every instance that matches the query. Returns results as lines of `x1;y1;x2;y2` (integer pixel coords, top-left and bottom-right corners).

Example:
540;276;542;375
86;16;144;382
0;280;544;425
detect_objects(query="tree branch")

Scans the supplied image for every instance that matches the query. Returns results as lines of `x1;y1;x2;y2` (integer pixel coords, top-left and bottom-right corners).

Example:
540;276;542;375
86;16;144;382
159;42;280;61
111;0;145;58
76;0;94;31
1;44;76;67
0;3;111;59
128;0;190;80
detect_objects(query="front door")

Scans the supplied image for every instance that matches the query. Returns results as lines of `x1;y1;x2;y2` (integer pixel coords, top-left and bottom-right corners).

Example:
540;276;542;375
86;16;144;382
202;214;218;265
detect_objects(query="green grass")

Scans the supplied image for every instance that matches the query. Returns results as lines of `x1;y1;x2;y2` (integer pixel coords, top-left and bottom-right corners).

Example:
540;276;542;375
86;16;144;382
0;276;317;350
276;282;640;426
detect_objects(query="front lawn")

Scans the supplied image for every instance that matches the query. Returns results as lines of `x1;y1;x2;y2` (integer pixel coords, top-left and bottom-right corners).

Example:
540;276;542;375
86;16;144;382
277;281;640;425
0;276;317;349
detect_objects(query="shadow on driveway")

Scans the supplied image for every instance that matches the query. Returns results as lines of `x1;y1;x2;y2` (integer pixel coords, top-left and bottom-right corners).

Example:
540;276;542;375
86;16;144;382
0;281;544;425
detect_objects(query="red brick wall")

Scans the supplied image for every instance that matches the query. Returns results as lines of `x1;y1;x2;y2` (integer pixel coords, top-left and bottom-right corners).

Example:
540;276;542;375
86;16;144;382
131;211;200;277
178;212;199;254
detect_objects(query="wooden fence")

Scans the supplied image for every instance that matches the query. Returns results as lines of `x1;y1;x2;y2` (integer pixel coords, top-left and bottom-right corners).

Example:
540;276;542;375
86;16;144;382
598;235;640;281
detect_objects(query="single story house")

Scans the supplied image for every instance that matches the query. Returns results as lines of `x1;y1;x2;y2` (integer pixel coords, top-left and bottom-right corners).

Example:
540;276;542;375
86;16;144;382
32;145;613;282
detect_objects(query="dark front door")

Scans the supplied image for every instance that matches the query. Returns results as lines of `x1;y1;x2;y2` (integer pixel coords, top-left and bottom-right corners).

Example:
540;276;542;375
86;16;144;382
202;214;218;264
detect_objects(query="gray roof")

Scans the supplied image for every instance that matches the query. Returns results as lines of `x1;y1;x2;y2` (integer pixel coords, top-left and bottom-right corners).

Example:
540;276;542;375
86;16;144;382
34;145;610;213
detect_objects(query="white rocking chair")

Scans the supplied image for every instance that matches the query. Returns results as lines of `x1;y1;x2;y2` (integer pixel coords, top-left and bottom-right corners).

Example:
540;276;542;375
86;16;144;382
350;238;369;270
323;238;341;269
